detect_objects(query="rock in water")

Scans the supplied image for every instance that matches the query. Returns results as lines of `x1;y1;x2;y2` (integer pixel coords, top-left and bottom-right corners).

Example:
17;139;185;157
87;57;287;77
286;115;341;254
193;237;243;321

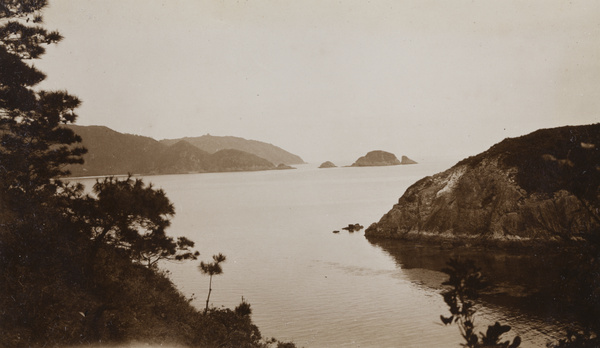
400;156;418;164
365;124;600;244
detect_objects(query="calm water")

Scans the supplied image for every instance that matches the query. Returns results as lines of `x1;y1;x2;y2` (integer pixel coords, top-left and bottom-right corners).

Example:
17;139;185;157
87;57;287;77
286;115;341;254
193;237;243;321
77;163;569;347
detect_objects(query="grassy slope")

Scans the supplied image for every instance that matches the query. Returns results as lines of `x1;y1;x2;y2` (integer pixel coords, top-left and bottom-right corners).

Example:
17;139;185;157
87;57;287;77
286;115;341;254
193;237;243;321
0;224;276;348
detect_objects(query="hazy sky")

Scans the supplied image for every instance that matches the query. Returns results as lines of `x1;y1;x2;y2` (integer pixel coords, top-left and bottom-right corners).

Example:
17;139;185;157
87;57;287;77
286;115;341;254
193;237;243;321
37;1;599;163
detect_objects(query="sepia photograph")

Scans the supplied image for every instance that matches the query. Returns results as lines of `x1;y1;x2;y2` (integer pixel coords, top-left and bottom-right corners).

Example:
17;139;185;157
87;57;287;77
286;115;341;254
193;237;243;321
1;1;599;347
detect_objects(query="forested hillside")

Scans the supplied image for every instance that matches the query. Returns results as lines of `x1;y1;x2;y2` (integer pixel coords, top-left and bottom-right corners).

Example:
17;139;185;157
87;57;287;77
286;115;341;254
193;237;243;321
0;2;292;347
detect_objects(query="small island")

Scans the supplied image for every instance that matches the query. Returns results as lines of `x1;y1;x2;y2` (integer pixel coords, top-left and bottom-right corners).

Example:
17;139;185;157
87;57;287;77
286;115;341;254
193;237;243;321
275;163;296;170
319;161;337;168
351;150;401;167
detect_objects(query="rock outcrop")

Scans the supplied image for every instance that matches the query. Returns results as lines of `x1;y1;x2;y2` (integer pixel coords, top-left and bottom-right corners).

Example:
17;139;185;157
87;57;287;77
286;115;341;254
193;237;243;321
366;124;600;244
400;156;418;165
319;161;337;168
351;151;401;167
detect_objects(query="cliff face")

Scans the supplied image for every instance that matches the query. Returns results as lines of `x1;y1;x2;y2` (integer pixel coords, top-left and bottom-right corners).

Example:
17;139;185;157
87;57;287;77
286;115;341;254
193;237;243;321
366;124;600;243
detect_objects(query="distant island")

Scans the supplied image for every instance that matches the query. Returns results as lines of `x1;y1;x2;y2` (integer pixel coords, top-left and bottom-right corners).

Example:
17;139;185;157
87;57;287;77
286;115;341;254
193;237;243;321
64;125;304;177
319;161;337;168
366;124;600;245
351;150;416;167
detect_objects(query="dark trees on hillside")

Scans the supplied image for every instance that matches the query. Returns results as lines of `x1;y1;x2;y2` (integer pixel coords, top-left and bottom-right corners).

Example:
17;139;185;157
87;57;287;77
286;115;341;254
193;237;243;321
0;0;198;266
0;1;86;222
81;176;199;268
0;2;201;345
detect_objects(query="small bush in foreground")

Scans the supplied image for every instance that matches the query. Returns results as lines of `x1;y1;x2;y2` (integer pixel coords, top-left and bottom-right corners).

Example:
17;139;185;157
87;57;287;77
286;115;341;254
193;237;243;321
440;257;521;348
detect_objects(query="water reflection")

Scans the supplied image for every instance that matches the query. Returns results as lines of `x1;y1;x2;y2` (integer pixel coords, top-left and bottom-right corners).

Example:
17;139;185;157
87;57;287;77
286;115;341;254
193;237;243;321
368;239;577;345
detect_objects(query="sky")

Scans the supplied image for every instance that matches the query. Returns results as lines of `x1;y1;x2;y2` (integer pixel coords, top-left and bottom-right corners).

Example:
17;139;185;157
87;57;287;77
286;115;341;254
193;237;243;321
36;0;599;164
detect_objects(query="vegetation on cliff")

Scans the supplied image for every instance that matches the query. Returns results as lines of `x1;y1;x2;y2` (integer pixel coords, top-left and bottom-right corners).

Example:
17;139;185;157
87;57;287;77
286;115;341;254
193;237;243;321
458;124;599;211
366;124;600;243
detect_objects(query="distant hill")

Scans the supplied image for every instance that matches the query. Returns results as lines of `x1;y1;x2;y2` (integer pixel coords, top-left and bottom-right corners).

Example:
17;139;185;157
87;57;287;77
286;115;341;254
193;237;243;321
64;125;286;177
160;135;304;165
65;125;164;176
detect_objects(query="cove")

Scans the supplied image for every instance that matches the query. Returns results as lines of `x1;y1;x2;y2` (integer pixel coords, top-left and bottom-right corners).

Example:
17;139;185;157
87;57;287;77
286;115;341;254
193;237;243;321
76;162;571;347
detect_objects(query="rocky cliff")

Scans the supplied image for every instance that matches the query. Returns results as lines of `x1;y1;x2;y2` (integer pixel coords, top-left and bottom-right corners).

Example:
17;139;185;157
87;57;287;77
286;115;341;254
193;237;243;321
366;124;600;244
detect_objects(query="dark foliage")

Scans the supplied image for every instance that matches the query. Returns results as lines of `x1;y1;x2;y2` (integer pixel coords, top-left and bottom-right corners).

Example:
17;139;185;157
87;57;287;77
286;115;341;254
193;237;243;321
440;258;521;348
199;253;227;313
546;228;600;347
0;2;285;347
458;124;600;209
235;297;253;317
549;328;600;348
73;175;199;268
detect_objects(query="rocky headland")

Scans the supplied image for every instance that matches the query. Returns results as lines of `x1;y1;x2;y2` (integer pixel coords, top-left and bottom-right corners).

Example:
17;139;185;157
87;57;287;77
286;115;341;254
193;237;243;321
351;150;402;167
365;124;600;245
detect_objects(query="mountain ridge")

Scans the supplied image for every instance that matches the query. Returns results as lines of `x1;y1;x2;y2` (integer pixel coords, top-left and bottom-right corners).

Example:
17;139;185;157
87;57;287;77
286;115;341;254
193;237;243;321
160;134;304;166
64;125;301;176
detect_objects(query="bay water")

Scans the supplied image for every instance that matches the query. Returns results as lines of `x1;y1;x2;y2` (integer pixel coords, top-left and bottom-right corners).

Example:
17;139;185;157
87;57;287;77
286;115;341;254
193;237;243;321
77;162;569;347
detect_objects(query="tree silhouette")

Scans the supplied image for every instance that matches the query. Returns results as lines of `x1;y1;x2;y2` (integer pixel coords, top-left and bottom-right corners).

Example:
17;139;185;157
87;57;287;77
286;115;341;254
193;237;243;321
0;2;278;346
199;253;226;314
440;258;521;348
0;0;86;221
74;175;199;268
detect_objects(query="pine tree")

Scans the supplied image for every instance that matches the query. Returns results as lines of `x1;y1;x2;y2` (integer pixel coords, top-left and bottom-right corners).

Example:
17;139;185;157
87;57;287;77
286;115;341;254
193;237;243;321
199;253;227;313
0;0;86;222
